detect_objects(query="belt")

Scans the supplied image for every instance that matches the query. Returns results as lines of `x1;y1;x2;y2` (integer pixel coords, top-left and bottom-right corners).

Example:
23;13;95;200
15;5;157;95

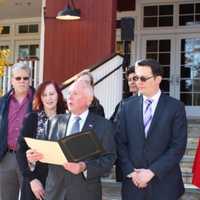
7;148;16;153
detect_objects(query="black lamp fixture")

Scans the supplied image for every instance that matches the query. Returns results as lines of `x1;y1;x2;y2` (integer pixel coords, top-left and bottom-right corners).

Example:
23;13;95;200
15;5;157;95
56;0;80;20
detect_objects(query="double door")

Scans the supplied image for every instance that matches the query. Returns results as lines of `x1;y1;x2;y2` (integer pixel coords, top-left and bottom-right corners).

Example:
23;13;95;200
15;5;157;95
141;34;200;116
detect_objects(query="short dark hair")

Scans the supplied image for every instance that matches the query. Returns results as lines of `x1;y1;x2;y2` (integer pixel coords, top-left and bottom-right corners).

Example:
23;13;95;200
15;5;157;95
33;81;66;114
126;66;135;78
135;59;163;76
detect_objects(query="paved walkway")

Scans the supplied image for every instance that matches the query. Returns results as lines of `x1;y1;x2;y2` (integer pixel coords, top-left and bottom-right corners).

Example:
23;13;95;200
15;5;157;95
102;181;200;200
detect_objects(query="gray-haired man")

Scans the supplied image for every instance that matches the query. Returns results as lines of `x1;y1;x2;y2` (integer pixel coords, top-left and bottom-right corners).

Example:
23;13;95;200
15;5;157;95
0;62;34;200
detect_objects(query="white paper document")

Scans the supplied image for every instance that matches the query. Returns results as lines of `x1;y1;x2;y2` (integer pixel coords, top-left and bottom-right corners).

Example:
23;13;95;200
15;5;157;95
24;137;67;165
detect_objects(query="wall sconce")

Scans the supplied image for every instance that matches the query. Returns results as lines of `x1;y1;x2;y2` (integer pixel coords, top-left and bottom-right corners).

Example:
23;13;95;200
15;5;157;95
56;0;80;20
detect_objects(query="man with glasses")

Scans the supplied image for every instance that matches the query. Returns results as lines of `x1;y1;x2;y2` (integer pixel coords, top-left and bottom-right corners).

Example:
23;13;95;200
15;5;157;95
0;62;34;200
116;59;187;200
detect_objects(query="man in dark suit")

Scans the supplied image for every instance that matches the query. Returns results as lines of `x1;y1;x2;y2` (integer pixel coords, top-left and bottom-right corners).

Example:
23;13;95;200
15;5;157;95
116;59;187;200
27;80;116;200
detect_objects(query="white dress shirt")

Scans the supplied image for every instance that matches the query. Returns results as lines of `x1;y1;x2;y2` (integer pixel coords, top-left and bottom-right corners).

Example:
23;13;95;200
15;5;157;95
66;109;89;136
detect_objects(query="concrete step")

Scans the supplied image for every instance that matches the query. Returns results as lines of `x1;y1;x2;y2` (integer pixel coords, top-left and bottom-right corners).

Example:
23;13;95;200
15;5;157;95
102;179;200;200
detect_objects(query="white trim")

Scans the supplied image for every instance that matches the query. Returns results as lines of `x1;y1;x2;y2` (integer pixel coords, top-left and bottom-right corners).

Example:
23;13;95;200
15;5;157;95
39;0;46;83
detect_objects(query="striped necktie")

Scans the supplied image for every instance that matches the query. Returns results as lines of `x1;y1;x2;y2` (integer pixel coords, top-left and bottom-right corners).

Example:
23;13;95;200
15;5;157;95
69;116;81;135
143;99;153;137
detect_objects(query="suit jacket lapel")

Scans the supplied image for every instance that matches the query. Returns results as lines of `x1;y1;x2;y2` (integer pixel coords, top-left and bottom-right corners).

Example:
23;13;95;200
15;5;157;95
147;93;165;138
63;113;70;137
137;96;146;139
81;112;96;132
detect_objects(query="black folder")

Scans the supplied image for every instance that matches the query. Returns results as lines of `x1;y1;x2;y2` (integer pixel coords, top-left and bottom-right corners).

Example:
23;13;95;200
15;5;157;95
25;131;105;164
58;131;105;162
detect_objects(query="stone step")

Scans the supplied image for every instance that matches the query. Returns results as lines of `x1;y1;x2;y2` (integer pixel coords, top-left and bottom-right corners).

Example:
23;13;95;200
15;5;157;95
188;123;200;138
102;179;200;200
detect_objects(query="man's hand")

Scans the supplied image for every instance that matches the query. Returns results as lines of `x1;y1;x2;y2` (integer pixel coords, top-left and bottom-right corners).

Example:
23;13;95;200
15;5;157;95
26;149;43;162
63;161;86;175
30;178;45;200
134;169;155;188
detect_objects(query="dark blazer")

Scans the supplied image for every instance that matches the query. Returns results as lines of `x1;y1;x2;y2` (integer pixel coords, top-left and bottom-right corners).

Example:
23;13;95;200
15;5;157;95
16;112;48;200
116;94;187;200
45;112;116;200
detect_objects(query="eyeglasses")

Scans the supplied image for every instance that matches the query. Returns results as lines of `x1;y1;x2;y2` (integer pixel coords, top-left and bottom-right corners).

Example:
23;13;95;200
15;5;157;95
14;77;29;81
133;75;154;82
128;76;138;82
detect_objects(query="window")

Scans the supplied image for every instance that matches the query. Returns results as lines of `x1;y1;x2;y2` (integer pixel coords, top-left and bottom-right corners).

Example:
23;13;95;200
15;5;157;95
116;41;131;55
0;46;9;50
0;26;10;35
18;44;39;58
146;39;171;95
179;3;200;26
143;5;173;27
18;24;39;34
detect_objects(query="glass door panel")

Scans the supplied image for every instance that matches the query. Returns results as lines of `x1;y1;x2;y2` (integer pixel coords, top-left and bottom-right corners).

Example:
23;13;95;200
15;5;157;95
179;37;200;107
145;38;173;96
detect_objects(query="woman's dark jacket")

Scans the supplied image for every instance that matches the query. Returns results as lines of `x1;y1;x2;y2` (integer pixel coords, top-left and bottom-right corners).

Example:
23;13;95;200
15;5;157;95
16;112;48;200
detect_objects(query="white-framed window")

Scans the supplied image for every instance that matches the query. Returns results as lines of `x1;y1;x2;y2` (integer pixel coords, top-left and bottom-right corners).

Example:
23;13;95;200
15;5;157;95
0;26;10;35
143;4;173;27
179;2;200;26
142;1;200;29
16;23;39;35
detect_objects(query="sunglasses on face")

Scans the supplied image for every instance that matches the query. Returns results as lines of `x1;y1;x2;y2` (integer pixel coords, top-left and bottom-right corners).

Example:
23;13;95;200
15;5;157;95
133;75;154;82
14;77;29;81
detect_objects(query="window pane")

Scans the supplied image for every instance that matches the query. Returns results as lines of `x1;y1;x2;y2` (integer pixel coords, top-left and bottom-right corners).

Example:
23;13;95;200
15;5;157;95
181;93;192;105
196;4;200;13
181;52;192;65
181;66;191;78
194;93;200;105
162;67;170;78
159;16;173;26
181;39;186;52
146;53;157;60
144;6;158;16
30;45;39;56
19;45;29;57
160;80;169;92
144;17;157;27
159;40;170;52
181;80;192;92
29;24;38;33
19;25;28;33
180;4;194;14
194;79;200;92
1;26;10;34
147;40;158;52
0;46;9;50
159;53;170;65
195;15;200;23
159;5;173;15
179;15;194;26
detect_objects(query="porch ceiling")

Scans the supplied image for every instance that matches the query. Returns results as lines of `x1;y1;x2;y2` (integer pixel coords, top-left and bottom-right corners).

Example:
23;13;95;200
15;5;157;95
0;0;42;20
0;0;134;20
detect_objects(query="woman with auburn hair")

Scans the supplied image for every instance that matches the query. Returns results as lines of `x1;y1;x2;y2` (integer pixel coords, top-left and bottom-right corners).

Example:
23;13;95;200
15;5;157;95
16;81;66;200
192;138;200;188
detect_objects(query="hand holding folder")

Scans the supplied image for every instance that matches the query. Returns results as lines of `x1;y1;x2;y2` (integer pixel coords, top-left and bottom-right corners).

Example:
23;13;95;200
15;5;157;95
24;131;105;165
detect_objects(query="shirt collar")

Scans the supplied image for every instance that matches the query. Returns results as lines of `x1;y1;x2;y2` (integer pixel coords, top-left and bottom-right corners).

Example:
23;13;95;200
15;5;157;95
71;109;89;121
9;87;33;100
143;89;161;103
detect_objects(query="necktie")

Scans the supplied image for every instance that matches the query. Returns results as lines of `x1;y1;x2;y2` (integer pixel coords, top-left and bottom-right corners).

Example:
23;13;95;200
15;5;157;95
143;99;153;137
69;116;81;135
